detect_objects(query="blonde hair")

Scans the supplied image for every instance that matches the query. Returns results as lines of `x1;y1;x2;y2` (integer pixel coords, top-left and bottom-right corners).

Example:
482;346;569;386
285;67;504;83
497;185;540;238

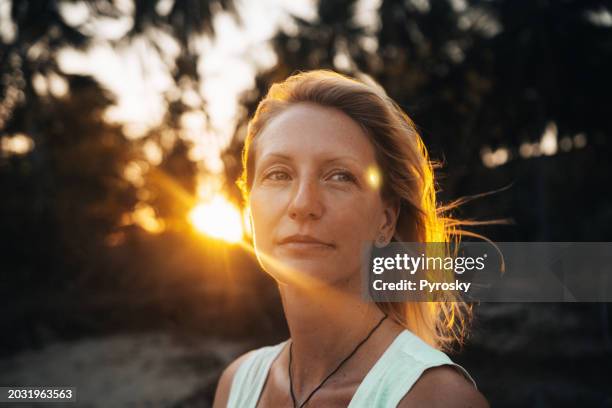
237;69;490;351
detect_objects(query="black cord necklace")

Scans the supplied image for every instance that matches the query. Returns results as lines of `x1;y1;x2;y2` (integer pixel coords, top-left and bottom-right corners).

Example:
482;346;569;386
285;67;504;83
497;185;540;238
288;314;388;408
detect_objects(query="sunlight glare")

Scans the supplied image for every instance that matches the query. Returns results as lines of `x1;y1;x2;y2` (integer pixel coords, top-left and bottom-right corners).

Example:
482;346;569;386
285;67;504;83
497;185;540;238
189;196;243;243
366;164;382;190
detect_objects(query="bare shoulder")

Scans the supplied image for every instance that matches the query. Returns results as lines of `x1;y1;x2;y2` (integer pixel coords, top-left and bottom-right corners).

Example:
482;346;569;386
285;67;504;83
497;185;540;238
397;365;489;408
212;349;258;408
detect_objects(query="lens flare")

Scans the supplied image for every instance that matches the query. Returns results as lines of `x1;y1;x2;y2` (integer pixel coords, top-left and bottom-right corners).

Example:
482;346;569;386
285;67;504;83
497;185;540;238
366;164;382;190
189;196;243;243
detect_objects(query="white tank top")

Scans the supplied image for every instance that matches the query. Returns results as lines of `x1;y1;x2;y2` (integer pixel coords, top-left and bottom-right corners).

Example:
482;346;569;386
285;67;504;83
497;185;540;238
227;329;477;407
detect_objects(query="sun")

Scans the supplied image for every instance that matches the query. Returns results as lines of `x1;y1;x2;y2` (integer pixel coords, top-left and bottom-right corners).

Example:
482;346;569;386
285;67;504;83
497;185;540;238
189;196;244;243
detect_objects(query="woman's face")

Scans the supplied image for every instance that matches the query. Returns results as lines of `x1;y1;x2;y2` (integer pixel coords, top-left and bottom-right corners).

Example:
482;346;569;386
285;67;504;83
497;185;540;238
249;103;398;288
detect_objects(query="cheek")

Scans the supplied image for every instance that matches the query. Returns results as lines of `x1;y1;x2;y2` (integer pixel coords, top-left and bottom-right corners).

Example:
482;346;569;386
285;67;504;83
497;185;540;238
249;189;282;246
332;195;380;240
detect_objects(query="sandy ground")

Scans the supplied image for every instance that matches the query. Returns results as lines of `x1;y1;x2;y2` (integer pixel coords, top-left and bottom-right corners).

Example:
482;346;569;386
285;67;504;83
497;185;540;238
0;333;249;408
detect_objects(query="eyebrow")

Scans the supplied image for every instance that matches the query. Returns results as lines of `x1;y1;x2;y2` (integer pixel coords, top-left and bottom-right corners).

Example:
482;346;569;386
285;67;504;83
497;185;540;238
258;152;362;166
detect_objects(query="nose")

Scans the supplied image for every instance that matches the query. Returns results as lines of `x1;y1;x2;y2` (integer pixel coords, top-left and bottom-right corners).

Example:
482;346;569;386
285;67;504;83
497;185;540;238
288;177;324;221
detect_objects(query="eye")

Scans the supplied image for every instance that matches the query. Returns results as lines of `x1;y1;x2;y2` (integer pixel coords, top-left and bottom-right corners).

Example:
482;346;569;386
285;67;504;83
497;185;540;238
328;171;356;183
264;170;291;181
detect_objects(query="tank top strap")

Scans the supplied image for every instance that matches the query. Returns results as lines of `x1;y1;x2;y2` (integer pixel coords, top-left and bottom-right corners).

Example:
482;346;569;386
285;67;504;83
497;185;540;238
348;330;477;407
226;340;288;408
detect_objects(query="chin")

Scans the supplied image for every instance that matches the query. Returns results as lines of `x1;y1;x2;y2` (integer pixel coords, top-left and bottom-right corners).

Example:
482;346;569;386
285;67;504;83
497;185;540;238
266;255;340;286
283;263;363;293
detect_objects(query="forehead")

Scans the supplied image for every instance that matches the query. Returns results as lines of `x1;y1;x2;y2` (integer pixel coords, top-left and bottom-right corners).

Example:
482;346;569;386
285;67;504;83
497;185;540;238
255;103;375;165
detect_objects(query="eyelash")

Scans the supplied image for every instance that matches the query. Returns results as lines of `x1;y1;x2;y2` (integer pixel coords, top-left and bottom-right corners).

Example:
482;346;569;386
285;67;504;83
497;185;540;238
264;170;290;181
262;169;357;183
329;171;356;183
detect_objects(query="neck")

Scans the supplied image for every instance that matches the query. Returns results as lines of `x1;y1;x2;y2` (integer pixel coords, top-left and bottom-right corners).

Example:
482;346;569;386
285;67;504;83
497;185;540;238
278;279;388;391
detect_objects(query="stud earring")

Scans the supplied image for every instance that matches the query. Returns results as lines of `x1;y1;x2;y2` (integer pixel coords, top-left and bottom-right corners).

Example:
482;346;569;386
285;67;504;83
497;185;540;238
375;234;387;248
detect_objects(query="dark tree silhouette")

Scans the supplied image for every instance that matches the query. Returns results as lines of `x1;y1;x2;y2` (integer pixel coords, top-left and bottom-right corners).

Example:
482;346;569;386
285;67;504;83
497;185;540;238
1;0;238;274
0;0;239;351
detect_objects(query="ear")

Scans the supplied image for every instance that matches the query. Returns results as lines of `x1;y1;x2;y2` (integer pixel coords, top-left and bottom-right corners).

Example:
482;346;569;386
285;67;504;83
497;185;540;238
379;198;400;240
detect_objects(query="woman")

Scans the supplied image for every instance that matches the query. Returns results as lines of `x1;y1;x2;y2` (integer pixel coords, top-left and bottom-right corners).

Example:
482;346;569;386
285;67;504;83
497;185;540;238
213;70;489;407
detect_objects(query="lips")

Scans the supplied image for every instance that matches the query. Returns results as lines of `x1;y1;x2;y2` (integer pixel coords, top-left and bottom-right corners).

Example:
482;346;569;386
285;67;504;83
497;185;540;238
278;234;334;248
